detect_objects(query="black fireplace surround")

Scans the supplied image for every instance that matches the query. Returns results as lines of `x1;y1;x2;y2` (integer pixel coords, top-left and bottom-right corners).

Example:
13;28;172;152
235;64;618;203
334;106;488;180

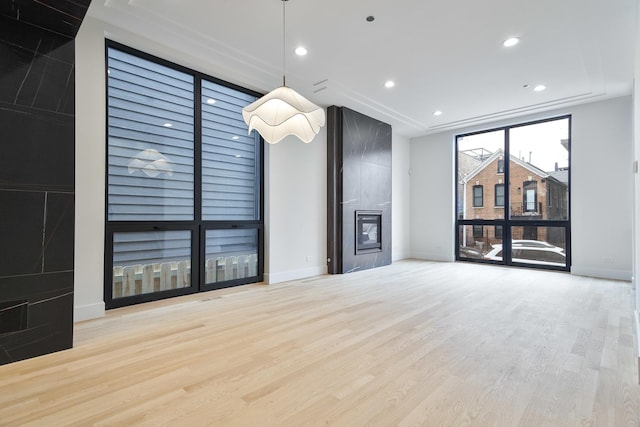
327;106;392;274
0;0;92;365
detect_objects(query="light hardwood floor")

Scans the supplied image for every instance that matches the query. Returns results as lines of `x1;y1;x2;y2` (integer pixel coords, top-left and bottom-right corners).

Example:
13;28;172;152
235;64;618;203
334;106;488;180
0;260;638;426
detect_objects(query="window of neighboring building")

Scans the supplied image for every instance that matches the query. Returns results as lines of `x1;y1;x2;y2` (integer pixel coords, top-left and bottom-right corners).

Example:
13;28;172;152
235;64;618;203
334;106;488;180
495;225;503;239
106;41;264;309
495;184;505;207
473;225;483;238
497;159;504;174
473;185;483;207
524;181;537;212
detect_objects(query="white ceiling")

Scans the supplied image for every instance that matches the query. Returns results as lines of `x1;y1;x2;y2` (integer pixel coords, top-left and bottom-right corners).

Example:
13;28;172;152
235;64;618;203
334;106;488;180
89;0;637;138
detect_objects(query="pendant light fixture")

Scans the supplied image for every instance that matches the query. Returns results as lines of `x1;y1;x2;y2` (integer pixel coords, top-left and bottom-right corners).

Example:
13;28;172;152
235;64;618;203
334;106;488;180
242;0;325;144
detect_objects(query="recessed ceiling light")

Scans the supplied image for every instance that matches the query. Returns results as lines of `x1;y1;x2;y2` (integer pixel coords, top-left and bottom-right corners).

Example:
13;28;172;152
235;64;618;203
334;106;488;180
206;98;216;105
295;46;308;56
232;135;239;140
163;123;173;127
384;80;395;88
433;110;443;116
534;84;546;92
503;37;520;47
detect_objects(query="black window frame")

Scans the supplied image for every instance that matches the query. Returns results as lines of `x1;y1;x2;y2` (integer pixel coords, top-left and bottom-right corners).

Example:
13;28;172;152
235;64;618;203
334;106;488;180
455;115;571;272
104;40;265;309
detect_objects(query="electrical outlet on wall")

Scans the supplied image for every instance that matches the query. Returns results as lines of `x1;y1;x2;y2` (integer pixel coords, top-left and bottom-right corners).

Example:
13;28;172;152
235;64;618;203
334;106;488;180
306;256;312;262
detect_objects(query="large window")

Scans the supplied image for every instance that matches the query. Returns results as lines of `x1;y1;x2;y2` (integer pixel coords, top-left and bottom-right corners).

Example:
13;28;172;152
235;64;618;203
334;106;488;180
456;117;570;271
106;42;263;308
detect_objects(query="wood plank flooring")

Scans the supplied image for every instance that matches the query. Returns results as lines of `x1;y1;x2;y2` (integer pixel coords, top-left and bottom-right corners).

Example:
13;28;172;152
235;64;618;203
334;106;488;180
0;260;638;426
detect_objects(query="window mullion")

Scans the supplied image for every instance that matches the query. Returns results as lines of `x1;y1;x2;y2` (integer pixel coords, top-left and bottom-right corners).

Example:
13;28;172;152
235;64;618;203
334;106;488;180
504;128;511;263
194;78;203;223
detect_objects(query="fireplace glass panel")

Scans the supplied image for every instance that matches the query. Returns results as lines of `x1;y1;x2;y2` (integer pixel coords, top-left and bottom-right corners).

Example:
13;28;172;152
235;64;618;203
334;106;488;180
356;210;382;254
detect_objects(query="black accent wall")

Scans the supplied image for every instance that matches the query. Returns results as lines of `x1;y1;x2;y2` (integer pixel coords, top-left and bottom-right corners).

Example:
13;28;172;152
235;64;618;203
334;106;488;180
0;0;91;365
327;106;392;274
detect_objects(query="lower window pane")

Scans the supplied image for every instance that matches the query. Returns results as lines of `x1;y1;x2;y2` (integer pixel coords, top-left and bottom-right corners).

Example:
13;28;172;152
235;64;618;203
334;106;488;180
205;229;258;284
458;225;502;261
112;230;192;299
510;226;567;267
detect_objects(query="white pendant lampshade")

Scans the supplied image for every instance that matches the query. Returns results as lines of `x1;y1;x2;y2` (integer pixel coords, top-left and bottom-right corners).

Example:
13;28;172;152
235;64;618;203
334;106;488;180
242;0;325;144
242;86;325;144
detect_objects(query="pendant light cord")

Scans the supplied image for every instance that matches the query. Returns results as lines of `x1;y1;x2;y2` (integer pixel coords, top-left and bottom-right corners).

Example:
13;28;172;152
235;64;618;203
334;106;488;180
282;0;287;87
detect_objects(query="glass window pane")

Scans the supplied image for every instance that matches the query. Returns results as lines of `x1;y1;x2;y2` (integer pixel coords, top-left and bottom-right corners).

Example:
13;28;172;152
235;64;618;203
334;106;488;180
112;230;192;298
458;225;502;261
107;47;195;221
205;229;258;284
457;130;506;220
495;184;505;207
202;80;260;221
510;226;567;267
509;118;569;220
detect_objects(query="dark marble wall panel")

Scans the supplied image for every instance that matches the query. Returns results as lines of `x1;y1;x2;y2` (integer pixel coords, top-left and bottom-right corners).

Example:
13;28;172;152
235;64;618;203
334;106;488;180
43;193;75;272
0;15;76;114
0;190;45;276
0;107;75;192
0;0;91;39
0;272;73;364
327;106;392;274
0;300;29;334
0;1;89;365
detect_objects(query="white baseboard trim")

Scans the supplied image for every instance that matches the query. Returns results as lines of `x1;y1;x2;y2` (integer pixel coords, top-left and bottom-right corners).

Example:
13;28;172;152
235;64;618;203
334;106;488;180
570;266;633;281
410;251;455;263
392;253;410;262
265;266;327;284
74;302;105;322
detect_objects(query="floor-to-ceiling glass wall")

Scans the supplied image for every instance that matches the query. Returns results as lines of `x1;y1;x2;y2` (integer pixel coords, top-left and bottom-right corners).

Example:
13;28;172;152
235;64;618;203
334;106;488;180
456;116;570;270
105;42;263;308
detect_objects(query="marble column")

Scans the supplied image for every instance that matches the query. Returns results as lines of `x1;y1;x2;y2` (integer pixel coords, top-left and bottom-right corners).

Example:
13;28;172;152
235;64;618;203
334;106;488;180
0;0;91;365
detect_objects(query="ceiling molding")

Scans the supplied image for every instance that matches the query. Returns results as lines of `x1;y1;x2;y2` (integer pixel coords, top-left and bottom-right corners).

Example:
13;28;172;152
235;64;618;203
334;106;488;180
424;91;610;135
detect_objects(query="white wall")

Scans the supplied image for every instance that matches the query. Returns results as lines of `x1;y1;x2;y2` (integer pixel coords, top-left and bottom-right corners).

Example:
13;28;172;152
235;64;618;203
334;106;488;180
74;16;412;319
571;97;633;280
409;133;456;262
410;96;634;281
392;134;411;261
264;129;328;284
74;17;107;321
